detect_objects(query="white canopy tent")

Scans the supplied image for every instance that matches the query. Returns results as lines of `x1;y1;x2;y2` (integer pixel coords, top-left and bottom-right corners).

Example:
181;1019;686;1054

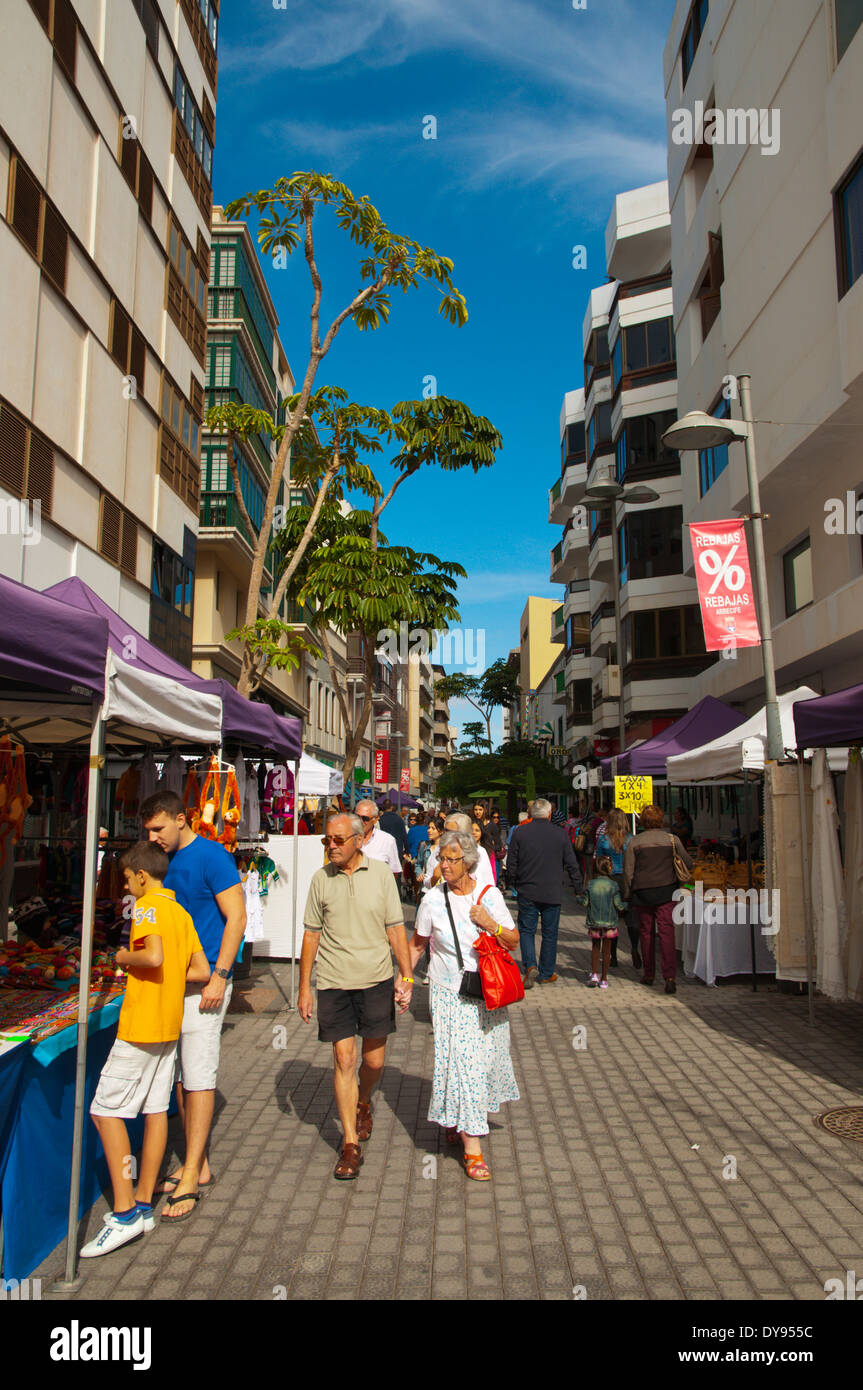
295;752;345;797
666;687;848;783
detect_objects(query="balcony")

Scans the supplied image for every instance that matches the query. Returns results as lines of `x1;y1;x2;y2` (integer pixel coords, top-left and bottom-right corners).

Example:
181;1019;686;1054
549;459;588;524
566;651;592;686
564;579;591;620
587;522;613;579
552;669;567;706
551;606;565;644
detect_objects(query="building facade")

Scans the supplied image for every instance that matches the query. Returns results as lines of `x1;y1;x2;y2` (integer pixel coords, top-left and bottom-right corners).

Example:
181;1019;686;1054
1;0;217;654
663;0;863;709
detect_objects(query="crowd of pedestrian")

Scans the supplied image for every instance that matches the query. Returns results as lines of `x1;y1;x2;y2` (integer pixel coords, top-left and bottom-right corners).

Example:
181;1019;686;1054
83;789;692;1254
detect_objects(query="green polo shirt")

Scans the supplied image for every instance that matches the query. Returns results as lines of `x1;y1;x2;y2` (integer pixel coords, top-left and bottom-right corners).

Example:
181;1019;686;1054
304;854;404;990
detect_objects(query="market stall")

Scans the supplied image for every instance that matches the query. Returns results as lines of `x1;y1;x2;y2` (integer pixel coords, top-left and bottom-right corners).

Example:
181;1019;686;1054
602;697;747;779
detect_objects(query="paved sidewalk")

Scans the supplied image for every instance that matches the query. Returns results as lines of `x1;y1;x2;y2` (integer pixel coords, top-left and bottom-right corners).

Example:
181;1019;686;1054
34;889;863;1300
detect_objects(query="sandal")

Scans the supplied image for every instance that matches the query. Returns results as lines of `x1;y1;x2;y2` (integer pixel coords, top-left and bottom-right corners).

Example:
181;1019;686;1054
333;1142;364;1180
160;1191;201;1223
462;1152;491;1182
156;1172;216;1197
356;1102;373;1142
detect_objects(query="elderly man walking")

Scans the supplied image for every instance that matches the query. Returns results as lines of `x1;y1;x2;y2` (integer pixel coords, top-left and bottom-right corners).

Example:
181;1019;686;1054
355;799;402;881
508;799;582;987
299;813;413;1179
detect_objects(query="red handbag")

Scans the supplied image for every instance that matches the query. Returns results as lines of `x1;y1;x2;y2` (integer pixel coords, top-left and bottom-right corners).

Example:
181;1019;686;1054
473;928;525;1010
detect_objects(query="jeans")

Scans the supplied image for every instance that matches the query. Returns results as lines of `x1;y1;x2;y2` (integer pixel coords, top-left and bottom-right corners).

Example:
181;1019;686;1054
636;900;677;981
517;899;561;981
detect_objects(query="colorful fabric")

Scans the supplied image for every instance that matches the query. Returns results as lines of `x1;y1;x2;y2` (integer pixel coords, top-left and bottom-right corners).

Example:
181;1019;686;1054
427;981;519;1136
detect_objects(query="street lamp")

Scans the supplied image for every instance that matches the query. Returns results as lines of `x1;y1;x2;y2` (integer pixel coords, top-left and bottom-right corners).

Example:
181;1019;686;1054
662;375;783;762
582;469;661;759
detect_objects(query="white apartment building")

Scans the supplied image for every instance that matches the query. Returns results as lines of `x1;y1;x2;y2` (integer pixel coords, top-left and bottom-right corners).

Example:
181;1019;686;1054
550;183;710;765
664;0;863;708
1;0;218;655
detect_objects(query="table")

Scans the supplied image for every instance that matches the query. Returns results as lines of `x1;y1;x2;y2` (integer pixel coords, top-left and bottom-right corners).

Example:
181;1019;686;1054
678;890;776;987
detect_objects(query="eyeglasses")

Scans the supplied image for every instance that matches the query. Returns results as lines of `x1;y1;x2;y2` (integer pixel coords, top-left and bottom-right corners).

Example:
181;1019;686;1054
322;834;358;846
439;855;464;865
358;815;375;823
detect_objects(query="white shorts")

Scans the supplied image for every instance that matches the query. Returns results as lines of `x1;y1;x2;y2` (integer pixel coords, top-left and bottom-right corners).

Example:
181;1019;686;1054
90;1038;178;1119
176;981;233;1092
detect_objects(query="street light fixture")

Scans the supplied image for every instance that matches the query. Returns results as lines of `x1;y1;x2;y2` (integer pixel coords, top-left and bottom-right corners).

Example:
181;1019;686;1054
662;376;783;763
582;469;661;759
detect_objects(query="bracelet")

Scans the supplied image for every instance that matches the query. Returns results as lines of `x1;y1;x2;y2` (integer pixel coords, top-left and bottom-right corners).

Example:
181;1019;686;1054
401;976;414;984
495;924;503;936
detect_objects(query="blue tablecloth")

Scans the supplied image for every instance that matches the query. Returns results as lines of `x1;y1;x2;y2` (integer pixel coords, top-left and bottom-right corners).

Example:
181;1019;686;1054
0;1000;147;1280
0;1043;29;1193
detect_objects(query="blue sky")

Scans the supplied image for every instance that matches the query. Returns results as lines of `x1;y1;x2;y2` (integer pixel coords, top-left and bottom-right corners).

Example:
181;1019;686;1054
214;0;677;744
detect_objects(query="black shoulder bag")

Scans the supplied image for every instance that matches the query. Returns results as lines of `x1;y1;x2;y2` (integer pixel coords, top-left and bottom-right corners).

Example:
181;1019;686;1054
443;884;484;1000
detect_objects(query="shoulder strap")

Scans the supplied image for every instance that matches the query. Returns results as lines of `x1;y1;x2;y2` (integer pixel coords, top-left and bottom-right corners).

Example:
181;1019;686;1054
477;885;492;903
443;884;465;971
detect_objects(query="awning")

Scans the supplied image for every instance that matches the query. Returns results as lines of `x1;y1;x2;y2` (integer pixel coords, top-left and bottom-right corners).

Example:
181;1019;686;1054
293;752;345;796
601;697;747;778
792;682;863;750
666;686;847;782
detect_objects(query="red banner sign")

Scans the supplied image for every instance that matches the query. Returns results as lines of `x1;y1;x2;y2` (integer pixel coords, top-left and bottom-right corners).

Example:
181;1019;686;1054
689;520;761;652
400;767;410;792
374;749;390;785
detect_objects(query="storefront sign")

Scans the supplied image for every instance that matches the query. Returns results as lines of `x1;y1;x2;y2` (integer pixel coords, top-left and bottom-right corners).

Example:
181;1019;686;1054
689;520;761;652
400;767;410;792
615;775;653;814
373;750;389;784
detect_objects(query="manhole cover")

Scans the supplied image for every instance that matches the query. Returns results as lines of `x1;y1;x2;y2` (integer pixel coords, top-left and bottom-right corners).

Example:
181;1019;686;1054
814;1107;863;1142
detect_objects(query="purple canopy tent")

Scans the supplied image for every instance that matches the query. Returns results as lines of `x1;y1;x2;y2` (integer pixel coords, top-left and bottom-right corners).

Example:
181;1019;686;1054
793;683;863;749
600;697;747;779
45;577;301;758
0;573;108;699
376;787;421;810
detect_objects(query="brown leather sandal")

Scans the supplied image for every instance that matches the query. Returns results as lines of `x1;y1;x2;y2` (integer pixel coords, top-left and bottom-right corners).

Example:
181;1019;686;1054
356;1102;373;1142
334;1143;364;1180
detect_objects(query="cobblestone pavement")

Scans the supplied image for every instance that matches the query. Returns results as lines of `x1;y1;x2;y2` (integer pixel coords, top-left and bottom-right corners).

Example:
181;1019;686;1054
34;888;863;1301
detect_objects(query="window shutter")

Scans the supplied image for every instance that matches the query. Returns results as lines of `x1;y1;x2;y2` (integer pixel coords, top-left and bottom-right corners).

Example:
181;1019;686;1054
99;495;122;565
201;93;216;145
40;201;68;292
141;0;160;56
110;300;131;370
25;431;54;517
0;403;27;497
120;128;138;192
120;512;138;577
10;159;42;256
196;230;210;279
137;152;154;221
129;328;146;394
189;374;204;418
52;0;77;80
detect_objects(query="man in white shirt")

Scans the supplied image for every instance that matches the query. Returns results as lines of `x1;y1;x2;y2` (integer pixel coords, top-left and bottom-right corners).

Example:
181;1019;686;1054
423;812;495;891
355;801;402;879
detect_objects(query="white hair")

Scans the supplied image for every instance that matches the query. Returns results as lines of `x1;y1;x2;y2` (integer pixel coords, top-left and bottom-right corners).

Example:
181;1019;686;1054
355;800;379;819
444;812;472;833
439;829;479;870
530;799;553;819
327;811;363;840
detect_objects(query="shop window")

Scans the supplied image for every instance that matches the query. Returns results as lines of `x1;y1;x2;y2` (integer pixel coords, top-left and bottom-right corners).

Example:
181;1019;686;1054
783;537;813;617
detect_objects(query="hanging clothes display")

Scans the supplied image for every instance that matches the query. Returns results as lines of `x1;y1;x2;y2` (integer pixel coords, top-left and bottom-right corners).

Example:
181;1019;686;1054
192;757;221;839
160;752;187;797
0;738;33;866
233;755;247;835
114;763;140;817
137;754;159;806
218;764;242;848
241;866;264;942
183;766;201;824
244;761;260;838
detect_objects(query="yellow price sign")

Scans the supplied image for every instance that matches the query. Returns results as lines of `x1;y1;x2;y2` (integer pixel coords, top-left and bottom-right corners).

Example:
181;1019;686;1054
615;776;653;815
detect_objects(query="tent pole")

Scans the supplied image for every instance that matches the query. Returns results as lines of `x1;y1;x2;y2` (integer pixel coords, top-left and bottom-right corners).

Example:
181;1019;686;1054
745;771;757;992
289;762;299;1011
796;757;816;1026
54;701;105;1292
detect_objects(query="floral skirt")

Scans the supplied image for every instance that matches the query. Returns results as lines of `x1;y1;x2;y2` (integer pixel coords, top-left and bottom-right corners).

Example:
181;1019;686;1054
428;981;520;1136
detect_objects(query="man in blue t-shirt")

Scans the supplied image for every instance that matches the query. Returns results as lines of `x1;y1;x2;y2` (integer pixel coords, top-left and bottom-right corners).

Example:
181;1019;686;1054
141;790;245;1223
406;812;429;858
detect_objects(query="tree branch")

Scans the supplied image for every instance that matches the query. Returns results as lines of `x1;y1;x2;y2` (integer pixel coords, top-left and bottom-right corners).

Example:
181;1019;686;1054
268;446;341;618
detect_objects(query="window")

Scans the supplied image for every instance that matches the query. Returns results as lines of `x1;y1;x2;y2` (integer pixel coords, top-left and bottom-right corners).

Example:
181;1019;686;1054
6;155;68;293
783;537;813;617
109;300;146;393
618;507;683;584
173;65;213;182
587;401;612;459
99;494;138;576
561;421;586;469
131;0;159;57
150;538;194;663
166;215;207;362
28;0;77;79
567;680;592;719
836;152;863;297
613;319;675;391
836;0;863;61
161;376;199;457
0;396;55;516
681;0;708;88
611;334;623;393
699;396;731;496
119;118;155;223
615;410;678;483
622;607;706;663
584;328;610;390
698;231;724;339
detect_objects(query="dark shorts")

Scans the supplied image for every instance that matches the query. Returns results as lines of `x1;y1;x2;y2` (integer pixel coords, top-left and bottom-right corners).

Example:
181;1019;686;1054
317;977;396;1044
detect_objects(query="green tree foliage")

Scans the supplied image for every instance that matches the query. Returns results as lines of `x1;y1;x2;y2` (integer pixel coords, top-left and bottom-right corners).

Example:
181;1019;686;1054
434;656;520;750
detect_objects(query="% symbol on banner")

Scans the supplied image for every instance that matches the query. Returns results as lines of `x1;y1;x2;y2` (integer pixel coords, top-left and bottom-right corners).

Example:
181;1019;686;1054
699;545;745;595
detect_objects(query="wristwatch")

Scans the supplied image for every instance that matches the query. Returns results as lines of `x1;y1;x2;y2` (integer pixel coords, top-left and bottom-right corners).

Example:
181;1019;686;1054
213;967;231;980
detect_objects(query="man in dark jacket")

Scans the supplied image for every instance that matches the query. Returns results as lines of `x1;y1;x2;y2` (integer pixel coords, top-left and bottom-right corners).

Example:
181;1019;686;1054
508;798;583;987
379;800;408;858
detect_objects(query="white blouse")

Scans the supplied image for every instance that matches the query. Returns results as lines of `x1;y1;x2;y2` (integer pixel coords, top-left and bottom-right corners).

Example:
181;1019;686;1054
414;882;513;992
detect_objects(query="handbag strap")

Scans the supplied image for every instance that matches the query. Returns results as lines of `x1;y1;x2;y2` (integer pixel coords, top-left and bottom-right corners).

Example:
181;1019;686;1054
443;883;491;969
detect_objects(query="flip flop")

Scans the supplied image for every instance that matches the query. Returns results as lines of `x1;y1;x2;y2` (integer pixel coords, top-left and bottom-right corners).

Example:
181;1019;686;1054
160;1191;201;1223
156;1173;216;1196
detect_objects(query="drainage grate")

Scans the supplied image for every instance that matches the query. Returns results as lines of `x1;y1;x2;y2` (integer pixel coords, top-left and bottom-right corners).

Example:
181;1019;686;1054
814;1107;863;1143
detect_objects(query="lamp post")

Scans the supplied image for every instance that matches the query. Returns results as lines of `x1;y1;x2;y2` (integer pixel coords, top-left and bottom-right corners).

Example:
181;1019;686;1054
662;378;783;762
582;470;660;761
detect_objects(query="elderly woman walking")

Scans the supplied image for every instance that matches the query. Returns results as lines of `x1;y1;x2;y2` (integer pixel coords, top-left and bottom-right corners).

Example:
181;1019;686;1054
407;830;520;1181
623;804;693;995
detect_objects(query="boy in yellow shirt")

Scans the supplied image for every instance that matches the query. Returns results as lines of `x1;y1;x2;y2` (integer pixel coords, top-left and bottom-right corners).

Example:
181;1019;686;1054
81;841;209;1258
